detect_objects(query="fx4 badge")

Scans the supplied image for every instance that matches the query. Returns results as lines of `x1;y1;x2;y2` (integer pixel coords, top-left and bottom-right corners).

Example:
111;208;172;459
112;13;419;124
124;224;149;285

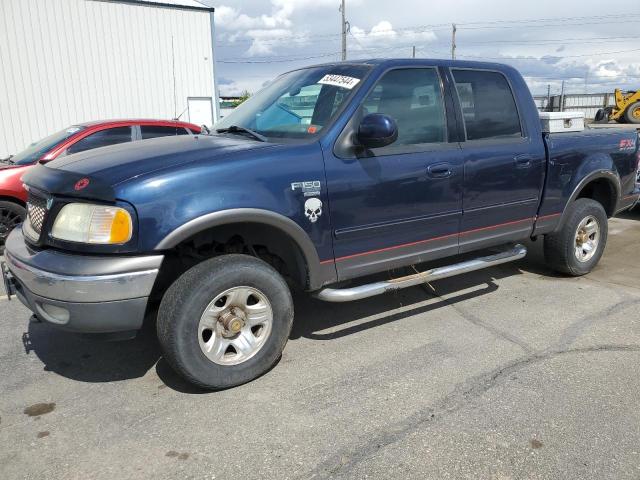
619;138;636;151
291;180;321;197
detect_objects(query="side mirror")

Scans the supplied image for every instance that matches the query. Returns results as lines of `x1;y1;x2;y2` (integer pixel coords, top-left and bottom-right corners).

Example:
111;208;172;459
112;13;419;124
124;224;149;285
357;113;398;149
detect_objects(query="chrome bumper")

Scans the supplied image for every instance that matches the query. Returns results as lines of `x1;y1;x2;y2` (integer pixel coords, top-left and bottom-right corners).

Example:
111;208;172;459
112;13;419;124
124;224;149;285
4;228;163;332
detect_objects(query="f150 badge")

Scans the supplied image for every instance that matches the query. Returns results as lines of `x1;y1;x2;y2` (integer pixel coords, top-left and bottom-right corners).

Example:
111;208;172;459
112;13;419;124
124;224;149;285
291;180;321;197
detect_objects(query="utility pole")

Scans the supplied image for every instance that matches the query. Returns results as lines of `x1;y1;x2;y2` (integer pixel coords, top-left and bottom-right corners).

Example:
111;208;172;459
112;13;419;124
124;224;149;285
546;84;551;112
340;0;347;61
451;23;457;60
560;80;565;112
584;71;589;94
412;45;416;58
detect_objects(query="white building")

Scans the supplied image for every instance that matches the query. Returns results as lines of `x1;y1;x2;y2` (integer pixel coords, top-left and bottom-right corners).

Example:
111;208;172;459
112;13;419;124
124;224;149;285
0;0;220;158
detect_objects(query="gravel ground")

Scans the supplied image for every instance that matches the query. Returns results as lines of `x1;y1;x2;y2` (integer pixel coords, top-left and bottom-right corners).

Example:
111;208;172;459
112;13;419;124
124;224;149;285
1;211;640;479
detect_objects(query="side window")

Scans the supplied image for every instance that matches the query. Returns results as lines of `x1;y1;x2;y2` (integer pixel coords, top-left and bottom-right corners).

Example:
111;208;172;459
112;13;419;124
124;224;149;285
362;68;447;146
452;70;522;141
140;125;188;139
67;127;132;154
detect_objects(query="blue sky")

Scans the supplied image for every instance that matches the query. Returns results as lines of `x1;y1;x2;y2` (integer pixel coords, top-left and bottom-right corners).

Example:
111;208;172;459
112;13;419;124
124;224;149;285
200;0;640;97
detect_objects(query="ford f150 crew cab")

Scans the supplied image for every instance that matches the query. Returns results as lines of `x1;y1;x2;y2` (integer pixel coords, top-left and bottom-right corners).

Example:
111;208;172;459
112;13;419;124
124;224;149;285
3;59;639;389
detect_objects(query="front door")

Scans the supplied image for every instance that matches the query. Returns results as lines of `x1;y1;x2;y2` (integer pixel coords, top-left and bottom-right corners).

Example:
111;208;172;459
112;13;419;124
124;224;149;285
450;68;546;252
323;67;464;280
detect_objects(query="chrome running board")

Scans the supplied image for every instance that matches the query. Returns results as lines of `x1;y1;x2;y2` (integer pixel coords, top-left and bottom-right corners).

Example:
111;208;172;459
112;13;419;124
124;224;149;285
314;244;527;302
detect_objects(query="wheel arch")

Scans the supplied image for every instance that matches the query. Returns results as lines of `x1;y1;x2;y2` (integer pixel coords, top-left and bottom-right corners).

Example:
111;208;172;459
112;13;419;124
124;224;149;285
555;170;620;232
154;208;325;290
0;195;26;208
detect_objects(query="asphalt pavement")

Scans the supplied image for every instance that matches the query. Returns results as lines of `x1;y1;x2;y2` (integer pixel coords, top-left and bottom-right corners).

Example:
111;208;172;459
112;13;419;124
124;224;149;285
1;211;640;479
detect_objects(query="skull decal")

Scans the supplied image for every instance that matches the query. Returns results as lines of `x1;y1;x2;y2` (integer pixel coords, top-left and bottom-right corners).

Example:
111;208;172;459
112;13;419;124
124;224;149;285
304;198;323;223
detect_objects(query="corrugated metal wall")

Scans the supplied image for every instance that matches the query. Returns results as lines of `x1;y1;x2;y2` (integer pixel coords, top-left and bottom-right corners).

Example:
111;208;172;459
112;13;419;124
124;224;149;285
533;93;617;119
0;0;217;157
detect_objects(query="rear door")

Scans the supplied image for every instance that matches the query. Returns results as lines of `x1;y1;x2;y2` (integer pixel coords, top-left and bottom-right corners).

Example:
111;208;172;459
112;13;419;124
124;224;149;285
450;69;545;252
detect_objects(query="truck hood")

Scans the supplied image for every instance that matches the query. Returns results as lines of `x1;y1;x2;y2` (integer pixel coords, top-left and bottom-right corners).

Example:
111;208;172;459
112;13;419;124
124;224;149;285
44;134;272;186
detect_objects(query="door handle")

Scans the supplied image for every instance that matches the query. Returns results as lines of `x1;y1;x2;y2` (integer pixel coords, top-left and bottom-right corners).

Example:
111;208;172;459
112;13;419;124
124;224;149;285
428;163;453;179
514;155;533;169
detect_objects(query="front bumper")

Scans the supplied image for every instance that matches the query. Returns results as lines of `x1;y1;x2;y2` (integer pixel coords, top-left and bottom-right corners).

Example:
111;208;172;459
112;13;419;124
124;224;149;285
4;228;163;333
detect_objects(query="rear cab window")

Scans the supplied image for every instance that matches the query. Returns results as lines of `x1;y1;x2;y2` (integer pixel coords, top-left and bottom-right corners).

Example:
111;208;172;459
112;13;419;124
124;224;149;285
451;69;523;141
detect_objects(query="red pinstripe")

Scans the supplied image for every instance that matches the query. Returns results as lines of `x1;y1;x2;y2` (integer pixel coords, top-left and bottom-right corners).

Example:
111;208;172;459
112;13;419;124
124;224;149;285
320;214;563;265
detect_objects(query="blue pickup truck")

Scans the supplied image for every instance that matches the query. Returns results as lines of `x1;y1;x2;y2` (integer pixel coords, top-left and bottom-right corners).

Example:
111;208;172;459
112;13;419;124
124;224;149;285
3;59;639;389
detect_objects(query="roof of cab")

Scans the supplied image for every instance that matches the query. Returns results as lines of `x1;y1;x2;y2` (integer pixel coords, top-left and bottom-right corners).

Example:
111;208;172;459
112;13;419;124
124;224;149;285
73;119;200;128
309;58;515;70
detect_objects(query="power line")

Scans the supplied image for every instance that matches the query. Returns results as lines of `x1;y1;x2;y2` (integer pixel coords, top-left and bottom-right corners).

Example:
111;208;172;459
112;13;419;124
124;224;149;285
458;35;640;45
217;51;341;64
218;45;640;64
457;13;640;26
460;19;640;30
453;47;640;60
215;13;640;47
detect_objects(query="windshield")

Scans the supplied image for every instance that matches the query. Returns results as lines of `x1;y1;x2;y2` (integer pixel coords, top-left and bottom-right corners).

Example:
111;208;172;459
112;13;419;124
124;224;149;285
216;64;371;140
10;126;85;165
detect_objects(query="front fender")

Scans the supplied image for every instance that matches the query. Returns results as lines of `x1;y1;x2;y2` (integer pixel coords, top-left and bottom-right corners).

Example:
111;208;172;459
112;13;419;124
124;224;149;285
155;207;327;288
0;165;33;203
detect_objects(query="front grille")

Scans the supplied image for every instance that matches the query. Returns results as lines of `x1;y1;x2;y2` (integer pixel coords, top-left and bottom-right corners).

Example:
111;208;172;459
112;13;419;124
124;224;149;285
26;193;47;234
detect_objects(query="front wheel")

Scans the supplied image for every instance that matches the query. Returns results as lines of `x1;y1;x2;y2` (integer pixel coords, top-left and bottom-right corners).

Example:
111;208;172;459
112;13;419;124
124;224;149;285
544;198;608;276
157;254;294;389
0;201;26;246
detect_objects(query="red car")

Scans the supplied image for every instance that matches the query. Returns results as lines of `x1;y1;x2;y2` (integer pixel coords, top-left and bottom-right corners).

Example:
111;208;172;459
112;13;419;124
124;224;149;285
0;119;201;243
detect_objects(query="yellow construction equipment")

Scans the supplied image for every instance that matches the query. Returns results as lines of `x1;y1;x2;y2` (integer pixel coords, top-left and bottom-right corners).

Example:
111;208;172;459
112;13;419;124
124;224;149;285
595;89;640;124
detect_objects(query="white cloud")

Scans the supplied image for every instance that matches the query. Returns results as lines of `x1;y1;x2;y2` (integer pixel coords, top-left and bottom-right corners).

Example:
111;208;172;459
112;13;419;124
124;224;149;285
243;29;302;56
349;21;438;53
212;0;640;96
216;0;362;56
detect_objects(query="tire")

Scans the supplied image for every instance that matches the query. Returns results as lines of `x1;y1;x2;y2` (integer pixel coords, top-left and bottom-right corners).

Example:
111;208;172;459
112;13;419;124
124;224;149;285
594;108;606;123
624;101;640;124
0;201;26;246
157;254;294;390
544;198;608;276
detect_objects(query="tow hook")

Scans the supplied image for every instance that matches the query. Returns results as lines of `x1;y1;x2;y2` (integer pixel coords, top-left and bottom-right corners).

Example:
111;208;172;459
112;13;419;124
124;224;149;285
1;261;16;300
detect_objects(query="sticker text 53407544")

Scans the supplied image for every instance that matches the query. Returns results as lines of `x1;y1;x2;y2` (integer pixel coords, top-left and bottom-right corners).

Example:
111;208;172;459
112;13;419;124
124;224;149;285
318;74;360;90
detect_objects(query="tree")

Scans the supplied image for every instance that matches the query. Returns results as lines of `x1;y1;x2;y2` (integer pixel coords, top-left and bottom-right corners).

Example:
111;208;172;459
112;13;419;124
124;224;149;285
232;90;251;107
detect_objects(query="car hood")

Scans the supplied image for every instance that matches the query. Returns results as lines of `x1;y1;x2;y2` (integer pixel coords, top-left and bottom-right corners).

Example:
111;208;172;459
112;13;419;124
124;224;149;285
44;134;272;186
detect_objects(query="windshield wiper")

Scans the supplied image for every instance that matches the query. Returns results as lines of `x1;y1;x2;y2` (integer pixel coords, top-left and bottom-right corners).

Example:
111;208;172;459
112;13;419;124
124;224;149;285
216;125;267;142
1;155;14;165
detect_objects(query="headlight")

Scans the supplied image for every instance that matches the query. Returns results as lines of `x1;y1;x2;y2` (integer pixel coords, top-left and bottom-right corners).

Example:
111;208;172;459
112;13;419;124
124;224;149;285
51;203;132;244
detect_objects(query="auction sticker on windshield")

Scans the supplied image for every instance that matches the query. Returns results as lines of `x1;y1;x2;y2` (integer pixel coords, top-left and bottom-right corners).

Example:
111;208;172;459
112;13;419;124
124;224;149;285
318;74;360;89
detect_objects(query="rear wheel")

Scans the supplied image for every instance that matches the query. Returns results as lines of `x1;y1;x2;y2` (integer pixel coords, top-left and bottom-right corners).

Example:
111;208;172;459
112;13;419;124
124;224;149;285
544;198;608;276
0;201;25;246
157;254;294;390
624;101;640;124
